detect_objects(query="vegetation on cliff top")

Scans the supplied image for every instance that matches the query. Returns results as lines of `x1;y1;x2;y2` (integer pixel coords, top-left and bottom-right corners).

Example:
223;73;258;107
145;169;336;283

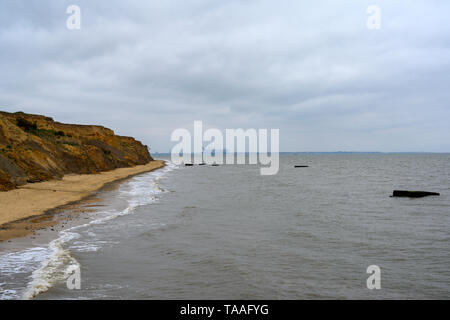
0;111;153;191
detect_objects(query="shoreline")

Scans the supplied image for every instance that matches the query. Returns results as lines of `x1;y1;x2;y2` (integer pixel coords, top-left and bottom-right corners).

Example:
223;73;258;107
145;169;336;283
0;160;165;241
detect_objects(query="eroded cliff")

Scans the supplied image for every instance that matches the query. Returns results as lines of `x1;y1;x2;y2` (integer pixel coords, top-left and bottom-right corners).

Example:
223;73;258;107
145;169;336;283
0;111;153;191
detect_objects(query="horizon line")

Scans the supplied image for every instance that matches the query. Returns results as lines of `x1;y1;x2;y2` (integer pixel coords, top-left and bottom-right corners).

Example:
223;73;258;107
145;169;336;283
152;151;450;154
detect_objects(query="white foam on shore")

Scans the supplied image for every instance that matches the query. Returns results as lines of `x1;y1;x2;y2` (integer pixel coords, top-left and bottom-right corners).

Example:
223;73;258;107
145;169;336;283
0;246;55;299
22;231;81;300
13;160;179;300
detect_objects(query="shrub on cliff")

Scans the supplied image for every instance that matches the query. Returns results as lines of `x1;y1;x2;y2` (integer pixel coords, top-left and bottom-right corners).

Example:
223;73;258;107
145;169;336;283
16;118;37;132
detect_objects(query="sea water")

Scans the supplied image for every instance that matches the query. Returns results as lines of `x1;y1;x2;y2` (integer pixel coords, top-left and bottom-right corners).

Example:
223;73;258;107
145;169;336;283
0;154;449;299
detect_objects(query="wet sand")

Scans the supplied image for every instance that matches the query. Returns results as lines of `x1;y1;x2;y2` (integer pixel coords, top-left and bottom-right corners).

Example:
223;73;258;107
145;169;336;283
0;160;165;241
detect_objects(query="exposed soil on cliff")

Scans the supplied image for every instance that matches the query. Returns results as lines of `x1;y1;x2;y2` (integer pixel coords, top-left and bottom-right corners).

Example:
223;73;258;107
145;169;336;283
0;111;153;191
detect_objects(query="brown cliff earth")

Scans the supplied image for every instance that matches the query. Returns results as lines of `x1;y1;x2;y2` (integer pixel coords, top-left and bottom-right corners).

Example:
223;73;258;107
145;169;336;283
0;111;153;191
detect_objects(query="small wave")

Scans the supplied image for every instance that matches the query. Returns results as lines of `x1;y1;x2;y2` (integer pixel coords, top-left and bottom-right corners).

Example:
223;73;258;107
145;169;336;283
153;176;165;193
0;247;53;299
22;231;80;300
0;247;50;275
0;288;18;300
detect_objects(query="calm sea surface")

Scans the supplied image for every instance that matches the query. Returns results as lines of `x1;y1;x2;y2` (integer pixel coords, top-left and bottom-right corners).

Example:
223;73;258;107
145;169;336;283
0;154;449;299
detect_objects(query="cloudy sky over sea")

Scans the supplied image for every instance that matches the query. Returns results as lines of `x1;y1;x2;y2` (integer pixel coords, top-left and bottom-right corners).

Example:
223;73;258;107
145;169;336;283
1;0;449;152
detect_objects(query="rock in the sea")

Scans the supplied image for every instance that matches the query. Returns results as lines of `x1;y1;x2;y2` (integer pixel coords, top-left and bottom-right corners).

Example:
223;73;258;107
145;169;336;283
392;190;440;198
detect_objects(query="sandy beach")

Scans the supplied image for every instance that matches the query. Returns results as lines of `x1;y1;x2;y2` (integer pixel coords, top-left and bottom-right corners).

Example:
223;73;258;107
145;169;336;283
0;160;165;240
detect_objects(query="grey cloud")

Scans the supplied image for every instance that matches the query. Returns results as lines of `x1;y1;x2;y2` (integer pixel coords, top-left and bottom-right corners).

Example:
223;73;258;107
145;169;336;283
0;0;449;152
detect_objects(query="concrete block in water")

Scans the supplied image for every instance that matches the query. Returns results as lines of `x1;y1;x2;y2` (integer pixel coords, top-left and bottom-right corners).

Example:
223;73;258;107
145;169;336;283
392;190;440;198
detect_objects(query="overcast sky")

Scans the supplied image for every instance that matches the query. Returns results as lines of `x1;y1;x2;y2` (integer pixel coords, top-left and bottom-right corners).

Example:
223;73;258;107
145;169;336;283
1;0;449;152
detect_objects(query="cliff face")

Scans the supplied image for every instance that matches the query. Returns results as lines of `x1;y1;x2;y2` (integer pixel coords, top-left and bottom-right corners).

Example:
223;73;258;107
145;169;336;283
0;111;153;191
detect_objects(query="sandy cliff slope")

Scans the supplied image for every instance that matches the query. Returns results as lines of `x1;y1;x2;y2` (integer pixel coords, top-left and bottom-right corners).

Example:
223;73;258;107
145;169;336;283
0;111;153;191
